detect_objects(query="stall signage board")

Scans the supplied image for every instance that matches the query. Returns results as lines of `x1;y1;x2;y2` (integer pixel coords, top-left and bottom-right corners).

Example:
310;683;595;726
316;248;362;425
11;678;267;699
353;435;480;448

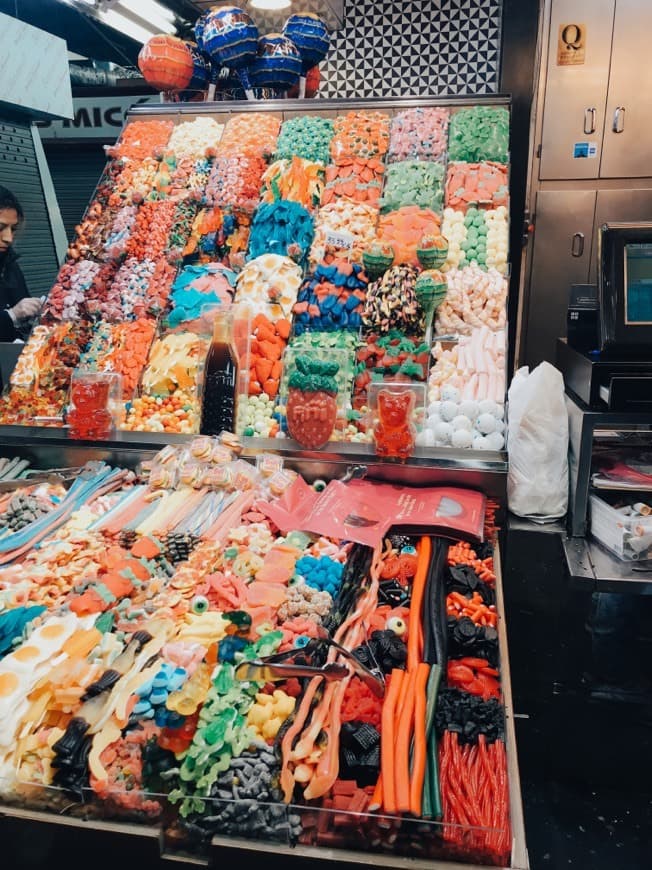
557;23;587;66
36;95;159;141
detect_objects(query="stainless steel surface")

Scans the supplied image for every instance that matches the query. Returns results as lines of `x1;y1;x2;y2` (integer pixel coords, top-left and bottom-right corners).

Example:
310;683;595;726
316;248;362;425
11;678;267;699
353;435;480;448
583;107;596;135
539;0;614;181
128;95;511;118
524;189;596;367
0;426;509;500
565;391;652;537
601;0;652;178
588;189;652;282
570;231;584;257
562;534;652;593
611;106;625;134
190;0;345;31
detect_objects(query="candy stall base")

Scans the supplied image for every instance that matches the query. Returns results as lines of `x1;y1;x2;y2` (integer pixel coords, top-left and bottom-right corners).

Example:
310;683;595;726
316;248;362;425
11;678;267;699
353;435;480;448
0;436;525;870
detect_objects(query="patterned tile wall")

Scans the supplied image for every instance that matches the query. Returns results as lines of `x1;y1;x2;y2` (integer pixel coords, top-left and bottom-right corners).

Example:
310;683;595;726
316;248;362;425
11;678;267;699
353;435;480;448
319;0;502;99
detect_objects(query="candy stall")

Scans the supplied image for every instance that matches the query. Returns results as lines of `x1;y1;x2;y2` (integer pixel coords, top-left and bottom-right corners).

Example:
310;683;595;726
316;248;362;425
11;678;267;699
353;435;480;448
0;96;526;870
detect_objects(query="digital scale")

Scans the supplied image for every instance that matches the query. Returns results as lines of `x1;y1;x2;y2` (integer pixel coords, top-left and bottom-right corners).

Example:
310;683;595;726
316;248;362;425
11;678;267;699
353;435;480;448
558;221;652;411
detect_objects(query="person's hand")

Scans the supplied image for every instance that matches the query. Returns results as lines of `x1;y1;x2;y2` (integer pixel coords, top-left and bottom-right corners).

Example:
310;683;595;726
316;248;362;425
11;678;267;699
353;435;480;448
10;296;42;322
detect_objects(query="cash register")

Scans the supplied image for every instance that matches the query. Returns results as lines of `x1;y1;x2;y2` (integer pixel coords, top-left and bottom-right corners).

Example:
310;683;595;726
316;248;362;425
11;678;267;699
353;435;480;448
557;221;652;411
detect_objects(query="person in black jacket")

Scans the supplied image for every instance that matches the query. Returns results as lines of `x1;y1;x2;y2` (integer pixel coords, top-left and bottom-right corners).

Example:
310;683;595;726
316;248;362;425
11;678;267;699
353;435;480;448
0;186;43;342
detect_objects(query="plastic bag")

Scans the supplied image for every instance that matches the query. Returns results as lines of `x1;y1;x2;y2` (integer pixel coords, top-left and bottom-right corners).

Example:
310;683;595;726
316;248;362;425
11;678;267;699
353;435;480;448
507;362;569;520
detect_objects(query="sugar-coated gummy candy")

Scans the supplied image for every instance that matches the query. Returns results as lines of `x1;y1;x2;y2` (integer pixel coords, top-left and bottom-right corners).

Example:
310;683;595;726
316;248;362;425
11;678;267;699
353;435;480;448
275;115;334;164
451;428;473;448
448;106;510;163
380;161;444;214
439;400;458;422
388;107;449;163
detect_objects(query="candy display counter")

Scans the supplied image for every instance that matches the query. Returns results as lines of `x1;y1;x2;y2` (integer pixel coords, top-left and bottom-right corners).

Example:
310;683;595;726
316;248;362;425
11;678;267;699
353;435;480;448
0;96;525;870
0;436;526;870
0;96;511;463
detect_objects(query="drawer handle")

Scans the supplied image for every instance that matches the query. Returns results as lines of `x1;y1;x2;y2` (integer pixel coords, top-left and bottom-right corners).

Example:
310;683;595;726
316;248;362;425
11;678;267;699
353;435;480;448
583;107;596;134
612;106;625;133
571;232;585;258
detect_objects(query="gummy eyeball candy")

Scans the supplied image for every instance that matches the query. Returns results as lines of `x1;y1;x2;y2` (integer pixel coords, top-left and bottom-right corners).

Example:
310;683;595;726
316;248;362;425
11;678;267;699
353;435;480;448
478;399;500;417
472;434;488;449
441;384;461;403
427;400;442;417
452;415;473;431
484;431;505;450
475;413;497;435
386;616;407;636
435;421;453;444
440;400;458;422
458;400;479;420
416;428;435;447
451;428;473;448
494;418;505;433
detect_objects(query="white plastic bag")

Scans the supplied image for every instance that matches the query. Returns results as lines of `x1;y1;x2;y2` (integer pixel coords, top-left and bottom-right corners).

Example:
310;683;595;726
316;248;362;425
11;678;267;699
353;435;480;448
507;361;569;520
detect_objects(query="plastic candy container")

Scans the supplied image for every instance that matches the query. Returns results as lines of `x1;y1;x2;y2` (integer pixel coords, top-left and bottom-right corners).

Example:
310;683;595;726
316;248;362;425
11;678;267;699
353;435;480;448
41;260;102;323
260;157;325;211
234;254;303;320
274;115;334;164
445;161;509;212
330;110;391;160
206;155;268;214
216;112;280;160
310;200;379;264
376;206;443;267
427;325;506;406
286;356;339;449
448;106;510;163
353;332;430;410
183;206;252;271
126;200;177;261
362;264;426;336
110;119;174;161
371;386;417;460
387;107;449;163
321;157;384;207
167;263;237;331
446;206;509;275
247;200;314;265
435;265;508;335
293;259;369;333
380;161;445;214
166;117;224;159
67;370;122;440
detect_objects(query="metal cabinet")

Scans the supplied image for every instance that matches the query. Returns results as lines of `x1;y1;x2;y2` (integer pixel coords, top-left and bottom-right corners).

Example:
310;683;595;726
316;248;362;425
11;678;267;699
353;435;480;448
524;189;596;368
539;0;614;180
539;0;652;182
600;0;652;179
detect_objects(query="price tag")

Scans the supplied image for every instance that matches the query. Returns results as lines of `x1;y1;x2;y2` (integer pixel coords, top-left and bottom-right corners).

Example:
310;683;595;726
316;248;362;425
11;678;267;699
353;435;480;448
324;229;354;251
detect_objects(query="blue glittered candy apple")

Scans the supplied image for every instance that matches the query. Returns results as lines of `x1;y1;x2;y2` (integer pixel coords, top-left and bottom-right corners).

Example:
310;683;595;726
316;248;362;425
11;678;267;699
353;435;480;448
201;5;259;98
283;12;329;97
248;33;302;96
180;42;211;101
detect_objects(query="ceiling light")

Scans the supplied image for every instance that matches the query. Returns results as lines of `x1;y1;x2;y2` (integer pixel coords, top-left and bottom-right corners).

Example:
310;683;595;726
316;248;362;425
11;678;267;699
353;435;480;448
99;8;163;43
115;0;176;29
251;0;292;10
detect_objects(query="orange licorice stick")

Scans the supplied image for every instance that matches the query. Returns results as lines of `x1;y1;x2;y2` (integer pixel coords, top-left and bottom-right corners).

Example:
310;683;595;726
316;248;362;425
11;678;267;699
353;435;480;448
407;536;432;670
409;662;431;816
380;668;404;815
394;665;418;813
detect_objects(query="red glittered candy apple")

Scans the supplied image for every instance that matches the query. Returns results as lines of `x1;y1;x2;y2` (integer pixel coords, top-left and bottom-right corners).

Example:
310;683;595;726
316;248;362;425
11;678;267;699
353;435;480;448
286;355;338;449
287;65;320;98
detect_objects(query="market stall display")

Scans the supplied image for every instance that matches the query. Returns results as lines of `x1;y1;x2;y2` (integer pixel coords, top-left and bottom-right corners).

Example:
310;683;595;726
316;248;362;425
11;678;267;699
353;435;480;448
0;439;514;868
0;99;511;453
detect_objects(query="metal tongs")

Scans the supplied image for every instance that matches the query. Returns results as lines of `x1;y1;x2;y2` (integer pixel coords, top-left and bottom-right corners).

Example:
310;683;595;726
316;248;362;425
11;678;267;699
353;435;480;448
234;626;385;697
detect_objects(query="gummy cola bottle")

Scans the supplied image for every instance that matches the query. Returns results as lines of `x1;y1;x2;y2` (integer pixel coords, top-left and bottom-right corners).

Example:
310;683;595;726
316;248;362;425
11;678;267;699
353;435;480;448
200;310;239;436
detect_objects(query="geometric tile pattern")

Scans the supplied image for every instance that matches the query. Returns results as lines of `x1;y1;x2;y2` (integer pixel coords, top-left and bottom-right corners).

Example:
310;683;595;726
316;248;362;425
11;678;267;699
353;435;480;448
319;0;502;99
